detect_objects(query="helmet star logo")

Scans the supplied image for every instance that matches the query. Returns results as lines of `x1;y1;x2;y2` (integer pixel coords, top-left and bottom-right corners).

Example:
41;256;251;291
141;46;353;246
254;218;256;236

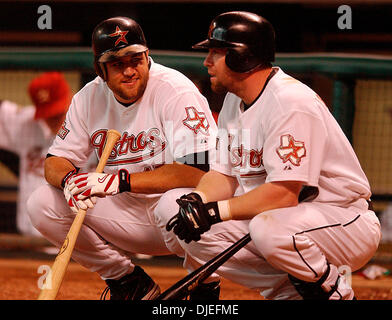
109;26;129;46
182;106;210;135
276;134;306;166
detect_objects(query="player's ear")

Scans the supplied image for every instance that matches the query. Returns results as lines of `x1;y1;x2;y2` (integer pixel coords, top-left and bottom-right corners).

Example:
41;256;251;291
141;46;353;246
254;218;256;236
101;63;108;82
145;50;151;68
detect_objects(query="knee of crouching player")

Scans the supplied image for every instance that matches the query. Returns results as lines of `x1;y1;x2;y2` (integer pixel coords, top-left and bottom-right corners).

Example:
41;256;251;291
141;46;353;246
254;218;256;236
27;185;49;232
153;188;194;256
154;188;193;225
27;184;66;233
249;209;292;265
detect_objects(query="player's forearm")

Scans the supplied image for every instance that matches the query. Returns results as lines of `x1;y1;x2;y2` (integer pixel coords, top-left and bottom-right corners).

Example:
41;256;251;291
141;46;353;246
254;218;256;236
195;170;238;202
227;181;302;220
129;163;206;194
44;156;77;189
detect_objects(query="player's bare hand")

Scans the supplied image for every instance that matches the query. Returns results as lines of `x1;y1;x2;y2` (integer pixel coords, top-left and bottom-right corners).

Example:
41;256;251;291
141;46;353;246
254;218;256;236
67;169;131;199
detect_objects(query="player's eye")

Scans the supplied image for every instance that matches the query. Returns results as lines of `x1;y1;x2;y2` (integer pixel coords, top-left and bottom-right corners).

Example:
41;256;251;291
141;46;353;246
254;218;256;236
215;48;226;56
130;57;142;66
111;61;123;68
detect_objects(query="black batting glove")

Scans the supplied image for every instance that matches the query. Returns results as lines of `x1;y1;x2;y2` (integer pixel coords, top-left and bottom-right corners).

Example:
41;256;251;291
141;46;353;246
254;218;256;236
166;192;222;243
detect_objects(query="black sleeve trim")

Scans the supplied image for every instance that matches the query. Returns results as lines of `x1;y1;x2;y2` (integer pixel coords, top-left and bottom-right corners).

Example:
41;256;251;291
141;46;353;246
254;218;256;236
45;153;80;171
176;150;210;172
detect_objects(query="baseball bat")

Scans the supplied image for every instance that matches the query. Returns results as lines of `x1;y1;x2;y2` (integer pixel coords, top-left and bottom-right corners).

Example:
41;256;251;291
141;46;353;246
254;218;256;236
156;233;251;300
38;129;121;300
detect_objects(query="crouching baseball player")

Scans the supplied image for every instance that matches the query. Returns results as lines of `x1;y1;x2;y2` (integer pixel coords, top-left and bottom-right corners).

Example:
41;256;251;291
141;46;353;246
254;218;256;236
27;16;219;300
159;11;381;300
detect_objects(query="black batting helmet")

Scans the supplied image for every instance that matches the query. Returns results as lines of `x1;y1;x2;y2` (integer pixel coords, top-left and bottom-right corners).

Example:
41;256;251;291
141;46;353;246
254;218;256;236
193;11;275;73
92;16;148;79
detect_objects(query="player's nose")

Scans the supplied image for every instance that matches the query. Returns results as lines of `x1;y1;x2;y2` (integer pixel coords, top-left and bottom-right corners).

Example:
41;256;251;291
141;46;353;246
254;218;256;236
204;51;213;68
123;65;136;77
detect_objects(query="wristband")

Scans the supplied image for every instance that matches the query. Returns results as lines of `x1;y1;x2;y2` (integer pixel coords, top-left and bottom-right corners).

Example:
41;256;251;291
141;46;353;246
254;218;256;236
61;169;77;189
193;190;208;203
217;200;232;221
118;169;131;193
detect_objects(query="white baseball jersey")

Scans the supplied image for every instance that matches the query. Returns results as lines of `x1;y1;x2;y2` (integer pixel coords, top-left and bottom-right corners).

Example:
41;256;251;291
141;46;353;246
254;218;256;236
212;67;371;207
0;101;54;236
49;58;216;197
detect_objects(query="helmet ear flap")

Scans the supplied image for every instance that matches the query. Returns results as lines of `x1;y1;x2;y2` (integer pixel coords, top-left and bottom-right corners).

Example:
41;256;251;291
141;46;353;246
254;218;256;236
225;46;261;73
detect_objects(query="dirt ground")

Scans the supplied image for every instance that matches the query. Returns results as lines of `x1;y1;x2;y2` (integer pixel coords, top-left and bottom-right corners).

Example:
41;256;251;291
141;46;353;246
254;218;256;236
0;254;392;300
1;234;392;301
0;257;264;300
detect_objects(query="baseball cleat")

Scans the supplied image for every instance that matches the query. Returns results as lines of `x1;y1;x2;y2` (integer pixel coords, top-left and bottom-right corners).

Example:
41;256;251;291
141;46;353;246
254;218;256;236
288;263;355;300
188;280;221;300
100;266;160;300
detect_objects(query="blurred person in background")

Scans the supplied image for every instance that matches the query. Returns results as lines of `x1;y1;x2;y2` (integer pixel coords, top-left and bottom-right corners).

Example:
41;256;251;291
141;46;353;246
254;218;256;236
0;72;71;237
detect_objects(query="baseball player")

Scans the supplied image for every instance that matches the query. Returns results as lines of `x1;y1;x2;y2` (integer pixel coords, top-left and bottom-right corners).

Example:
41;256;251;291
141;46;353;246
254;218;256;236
27;17;218;300
159;11;381;300
0;72;71;237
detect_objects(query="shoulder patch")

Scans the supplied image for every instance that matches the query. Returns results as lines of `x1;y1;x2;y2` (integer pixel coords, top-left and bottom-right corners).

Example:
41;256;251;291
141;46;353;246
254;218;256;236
276;134;306;166
57;120;70;140
182;106;210;135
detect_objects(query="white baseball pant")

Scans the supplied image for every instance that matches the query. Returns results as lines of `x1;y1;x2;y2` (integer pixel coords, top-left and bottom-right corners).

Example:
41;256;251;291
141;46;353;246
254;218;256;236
27;184;175;280
154;188;381;300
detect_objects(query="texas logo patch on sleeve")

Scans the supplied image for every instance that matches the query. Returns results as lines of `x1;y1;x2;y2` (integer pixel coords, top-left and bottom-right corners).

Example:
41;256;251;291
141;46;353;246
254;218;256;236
182;106;210;135
276;134;306;166
57;120;70;140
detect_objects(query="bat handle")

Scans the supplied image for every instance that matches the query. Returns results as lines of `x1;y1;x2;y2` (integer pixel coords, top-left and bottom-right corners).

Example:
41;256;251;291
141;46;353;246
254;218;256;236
157;233;251;300
96;129;121;172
